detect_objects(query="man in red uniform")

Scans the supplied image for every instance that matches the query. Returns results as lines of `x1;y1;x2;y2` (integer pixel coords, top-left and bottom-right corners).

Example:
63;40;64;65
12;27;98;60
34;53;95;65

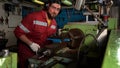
14;1;61;68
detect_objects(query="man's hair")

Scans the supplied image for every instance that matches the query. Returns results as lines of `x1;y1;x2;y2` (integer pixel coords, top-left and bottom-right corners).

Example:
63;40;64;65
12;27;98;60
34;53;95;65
49;0;61;6
43;0;61;10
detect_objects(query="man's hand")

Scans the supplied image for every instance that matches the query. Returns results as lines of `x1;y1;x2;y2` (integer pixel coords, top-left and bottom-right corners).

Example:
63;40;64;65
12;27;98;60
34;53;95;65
29;42;40;52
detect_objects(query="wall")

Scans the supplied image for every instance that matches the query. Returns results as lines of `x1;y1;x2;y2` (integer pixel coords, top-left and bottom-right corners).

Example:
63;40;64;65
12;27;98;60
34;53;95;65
0;2;37;47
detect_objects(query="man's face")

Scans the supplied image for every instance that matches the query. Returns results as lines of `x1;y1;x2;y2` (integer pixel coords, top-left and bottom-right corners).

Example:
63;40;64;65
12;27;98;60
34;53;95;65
48;3;61;19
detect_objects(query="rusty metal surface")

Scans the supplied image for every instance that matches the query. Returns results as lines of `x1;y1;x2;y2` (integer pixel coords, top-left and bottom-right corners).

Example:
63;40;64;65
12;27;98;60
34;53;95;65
60;28;85;49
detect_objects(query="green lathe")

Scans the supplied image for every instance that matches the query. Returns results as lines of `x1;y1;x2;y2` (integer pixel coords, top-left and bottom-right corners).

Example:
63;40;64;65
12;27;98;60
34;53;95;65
0;52;17;68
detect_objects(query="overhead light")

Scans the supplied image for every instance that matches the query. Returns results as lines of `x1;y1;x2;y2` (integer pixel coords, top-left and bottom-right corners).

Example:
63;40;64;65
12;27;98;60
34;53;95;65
61;0;72;6
33;0;44;5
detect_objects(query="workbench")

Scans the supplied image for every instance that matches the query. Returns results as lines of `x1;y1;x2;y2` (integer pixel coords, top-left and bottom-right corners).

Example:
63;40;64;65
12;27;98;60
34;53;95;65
0;52;17;68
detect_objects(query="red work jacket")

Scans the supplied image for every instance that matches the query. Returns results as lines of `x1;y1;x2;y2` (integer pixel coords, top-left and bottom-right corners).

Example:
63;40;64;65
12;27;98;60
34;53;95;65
14;10;57;67
14;10;57;47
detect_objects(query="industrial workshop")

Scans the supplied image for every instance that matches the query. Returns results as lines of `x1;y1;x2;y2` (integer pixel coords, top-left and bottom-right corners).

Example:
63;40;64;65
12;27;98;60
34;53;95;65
0;0;119;68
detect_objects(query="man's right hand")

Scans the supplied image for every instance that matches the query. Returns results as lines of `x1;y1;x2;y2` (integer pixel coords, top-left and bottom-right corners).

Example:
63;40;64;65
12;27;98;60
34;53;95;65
29;42;40;52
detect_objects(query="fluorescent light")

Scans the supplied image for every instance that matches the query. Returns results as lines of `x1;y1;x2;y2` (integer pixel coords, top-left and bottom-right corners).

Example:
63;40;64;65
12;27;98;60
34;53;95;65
33;0;44;5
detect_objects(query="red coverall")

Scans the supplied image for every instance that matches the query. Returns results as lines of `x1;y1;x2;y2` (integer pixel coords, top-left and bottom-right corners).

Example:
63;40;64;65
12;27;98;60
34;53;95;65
14;10;57;68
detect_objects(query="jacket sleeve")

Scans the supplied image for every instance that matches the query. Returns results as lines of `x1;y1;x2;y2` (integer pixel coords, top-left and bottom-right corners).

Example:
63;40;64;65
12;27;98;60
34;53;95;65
14;14;34;38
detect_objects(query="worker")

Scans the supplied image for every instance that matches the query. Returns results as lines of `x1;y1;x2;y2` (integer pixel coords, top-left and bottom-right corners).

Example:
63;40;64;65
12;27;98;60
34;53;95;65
14;0;61;68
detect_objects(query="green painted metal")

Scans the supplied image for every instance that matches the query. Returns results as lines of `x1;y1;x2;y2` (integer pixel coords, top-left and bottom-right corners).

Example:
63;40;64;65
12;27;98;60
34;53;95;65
0;52;17;68
108;18;118;30
52;63;66;68
102;30;120;68
63;22;98;35
63;18;118;68
63;18;117;31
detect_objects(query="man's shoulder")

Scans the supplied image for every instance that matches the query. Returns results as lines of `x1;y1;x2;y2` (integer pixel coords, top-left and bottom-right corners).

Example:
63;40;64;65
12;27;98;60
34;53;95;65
30;10;45;15
26;10;46;19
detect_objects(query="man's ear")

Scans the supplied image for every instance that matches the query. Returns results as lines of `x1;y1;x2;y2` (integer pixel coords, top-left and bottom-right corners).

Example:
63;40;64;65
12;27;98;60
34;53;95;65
43;3;49;10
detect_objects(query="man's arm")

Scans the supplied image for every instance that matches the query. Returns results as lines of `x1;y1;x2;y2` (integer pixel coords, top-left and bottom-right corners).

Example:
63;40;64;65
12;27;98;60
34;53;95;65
19;35;40;52
19;35;33;46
